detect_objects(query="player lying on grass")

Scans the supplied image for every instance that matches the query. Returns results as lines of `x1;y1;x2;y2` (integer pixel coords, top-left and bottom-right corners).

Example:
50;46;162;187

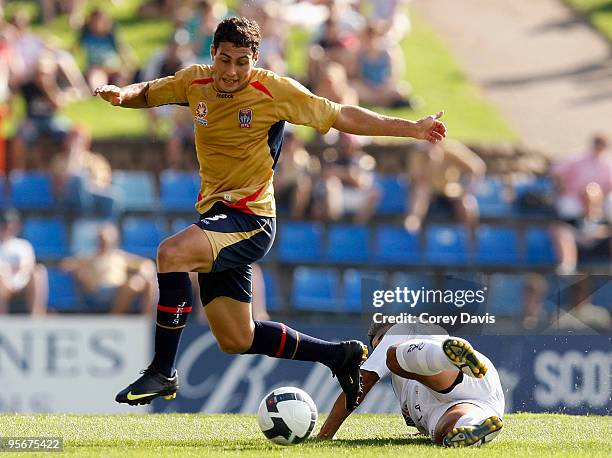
318;322;505;447
94;16;446;412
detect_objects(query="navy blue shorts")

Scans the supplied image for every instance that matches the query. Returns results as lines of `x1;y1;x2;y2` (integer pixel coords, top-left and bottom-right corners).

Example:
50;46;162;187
195;202;275;305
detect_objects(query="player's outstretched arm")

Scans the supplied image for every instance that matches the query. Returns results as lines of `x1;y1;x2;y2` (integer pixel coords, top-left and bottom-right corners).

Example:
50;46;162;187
332;105;447;144
317;370;379;440
93;82;150;108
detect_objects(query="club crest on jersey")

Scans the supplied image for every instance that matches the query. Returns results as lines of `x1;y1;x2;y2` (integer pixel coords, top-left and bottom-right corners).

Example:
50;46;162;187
238;108;253;128
195;101;208;126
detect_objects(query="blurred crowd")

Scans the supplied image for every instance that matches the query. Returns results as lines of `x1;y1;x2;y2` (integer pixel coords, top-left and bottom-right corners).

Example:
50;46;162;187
0;1;609;331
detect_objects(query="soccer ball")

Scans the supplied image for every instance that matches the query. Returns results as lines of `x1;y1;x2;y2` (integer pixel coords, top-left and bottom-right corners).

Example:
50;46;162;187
256;387;318;445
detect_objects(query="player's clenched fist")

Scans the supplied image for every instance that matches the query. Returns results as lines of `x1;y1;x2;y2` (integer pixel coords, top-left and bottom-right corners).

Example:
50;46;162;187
94;85;122;106
415;111;447;144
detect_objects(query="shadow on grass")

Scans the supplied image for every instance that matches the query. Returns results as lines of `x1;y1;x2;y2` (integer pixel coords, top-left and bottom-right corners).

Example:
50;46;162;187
329;436;432;447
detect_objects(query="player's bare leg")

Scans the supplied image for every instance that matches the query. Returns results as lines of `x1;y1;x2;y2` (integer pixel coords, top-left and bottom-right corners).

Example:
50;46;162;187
205;295;368;411
157;224;215;273
204;296;255;353
117;223;367;410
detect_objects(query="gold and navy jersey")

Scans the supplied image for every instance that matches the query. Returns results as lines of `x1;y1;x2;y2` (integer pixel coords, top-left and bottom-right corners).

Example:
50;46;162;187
147;66;341;216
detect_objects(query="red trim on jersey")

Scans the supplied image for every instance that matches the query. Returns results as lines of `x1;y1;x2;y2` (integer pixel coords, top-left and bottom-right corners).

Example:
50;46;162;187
197;192;202;202
223;185;265;214
157;305;193;314
250;81;273;98
274;323;288;357
191;78;214;85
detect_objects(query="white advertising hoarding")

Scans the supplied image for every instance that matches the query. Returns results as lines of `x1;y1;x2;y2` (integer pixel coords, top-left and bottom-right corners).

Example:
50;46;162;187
0;316;151;413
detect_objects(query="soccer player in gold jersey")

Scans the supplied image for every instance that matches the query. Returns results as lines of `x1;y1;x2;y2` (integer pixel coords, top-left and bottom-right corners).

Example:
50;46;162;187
95;17;446;411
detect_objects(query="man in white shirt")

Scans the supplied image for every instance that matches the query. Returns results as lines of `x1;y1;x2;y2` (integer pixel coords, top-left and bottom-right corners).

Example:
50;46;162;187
318;322;505;447
0;209;47;315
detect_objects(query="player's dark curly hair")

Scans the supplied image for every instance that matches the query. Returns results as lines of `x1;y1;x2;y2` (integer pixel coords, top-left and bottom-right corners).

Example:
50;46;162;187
213;17;260;54
367;322;393;349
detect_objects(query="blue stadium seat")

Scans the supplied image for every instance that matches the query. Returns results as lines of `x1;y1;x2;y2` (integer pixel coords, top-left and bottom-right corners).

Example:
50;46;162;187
475;225;520;265
9;171;53;210
387;272;434;312
326;224;369;263
170;218;193;234
278;222;323;263
262;268;281;311
486;274;525;316
375;175;408;215
390;272;434;291
513;175;556;215
47;268;80;312
22;217;69;261
121;217;166;259
344;269;385;312
373;225;421;263
292;267;341;311
160;170;200;211
113;170;158;211
425;224;469;265
525;227;556;265
473;176;512;217
70;219;106;255
439;272;488;315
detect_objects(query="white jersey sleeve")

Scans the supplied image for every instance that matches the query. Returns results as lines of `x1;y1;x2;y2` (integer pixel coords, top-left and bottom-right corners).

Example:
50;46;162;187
361;323;449;379
361;332;408;379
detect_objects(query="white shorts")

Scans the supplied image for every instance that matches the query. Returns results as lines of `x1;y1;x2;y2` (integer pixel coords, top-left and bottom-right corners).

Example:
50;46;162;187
398;352;505;438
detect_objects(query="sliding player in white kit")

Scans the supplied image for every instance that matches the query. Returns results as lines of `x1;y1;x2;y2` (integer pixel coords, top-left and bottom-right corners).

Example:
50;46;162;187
318;322;505;447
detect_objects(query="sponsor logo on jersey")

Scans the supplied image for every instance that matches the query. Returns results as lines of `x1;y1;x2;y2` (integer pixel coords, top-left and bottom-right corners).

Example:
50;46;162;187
238;108;253;128
217;92;233;99
195;101;208;126
201;213;227;225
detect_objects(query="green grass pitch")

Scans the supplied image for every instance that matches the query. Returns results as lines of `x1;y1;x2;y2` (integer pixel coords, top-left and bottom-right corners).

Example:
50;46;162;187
1;413;610;457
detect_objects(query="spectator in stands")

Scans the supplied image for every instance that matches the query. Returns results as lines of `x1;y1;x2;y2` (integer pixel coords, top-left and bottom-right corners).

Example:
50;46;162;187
307;14;359;89
551;133;612;222
0;27;13;173
313;61;359;106
360;0;411;43
38;0;85;28
404;140;486;234
274;131;316;220
521;274;548;330
350;22;414;108
79;9;136;90
314;132;380;223
9;9;87;93
49;125;119;218
11;52;74;170
0;209;48;315
138;0;178;19
181;0;225;64
60;223;156;314
550;182;611;274
550;133;612;273
256;6;287;74
142;35;195;143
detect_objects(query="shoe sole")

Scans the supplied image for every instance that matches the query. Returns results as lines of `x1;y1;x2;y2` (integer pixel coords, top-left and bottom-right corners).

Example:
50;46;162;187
443;415;503;447
442;338;487;378
340;342;369;411
118;389;177;406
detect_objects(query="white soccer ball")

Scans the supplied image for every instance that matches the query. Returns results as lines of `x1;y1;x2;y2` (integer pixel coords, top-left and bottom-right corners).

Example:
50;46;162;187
256;387;318;445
